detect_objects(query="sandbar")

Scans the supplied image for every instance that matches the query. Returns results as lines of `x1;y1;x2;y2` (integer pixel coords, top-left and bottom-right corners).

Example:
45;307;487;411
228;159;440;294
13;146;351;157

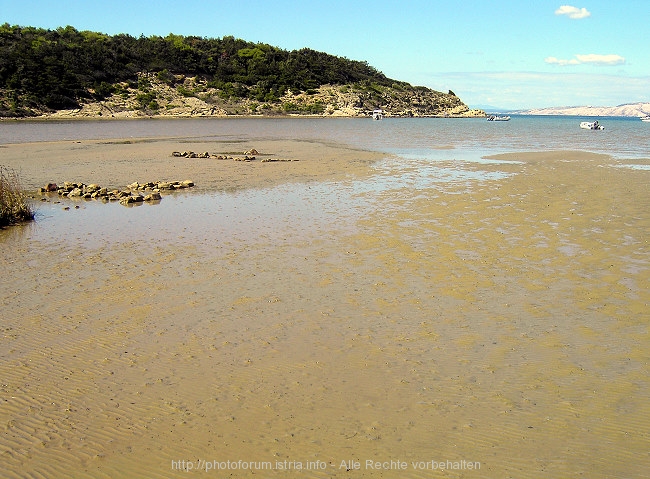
0;137;383;193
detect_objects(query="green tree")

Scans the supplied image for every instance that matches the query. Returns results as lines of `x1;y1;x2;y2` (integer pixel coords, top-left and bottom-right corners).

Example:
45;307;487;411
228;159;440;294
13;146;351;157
0;24;449;115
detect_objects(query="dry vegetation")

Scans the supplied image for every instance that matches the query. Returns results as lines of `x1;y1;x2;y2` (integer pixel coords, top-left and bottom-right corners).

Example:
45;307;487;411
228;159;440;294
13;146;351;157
0;166;34;226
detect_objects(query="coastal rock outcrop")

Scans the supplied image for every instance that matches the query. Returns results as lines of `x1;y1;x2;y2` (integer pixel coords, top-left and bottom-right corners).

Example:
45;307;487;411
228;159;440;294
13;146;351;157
40;73;484;119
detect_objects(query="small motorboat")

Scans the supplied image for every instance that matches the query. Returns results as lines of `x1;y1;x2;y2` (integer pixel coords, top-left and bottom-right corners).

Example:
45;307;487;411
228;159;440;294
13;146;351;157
580;120;604;130
640;115;650;122
372;109;383;120
487;115;510;121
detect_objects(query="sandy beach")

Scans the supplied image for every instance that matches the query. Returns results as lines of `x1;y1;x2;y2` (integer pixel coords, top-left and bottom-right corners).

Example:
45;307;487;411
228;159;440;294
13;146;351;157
1;137;649;478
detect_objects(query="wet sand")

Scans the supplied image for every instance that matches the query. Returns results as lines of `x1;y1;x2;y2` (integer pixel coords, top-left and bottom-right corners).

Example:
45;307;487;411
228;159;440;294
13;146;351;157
1;140;649;478
0;137;381;192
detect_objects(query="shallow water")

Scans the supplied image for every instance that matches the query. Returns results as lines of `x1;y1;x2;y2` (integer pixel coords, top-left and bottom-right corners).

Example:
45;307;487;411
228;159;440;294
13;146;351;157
15;151;522;249
26;183;356;249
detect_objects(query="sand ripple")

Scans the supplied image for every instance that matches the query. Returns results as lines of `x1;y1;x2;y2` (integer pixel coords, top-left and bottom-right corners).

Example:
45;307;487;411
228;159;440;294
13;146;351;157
1;148;649;477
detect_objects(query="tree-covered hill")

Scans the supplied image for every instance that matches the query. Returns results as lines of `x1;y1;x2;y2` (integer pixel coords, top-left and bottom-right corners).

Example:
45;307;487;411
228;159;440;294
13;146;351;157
0;24;481;118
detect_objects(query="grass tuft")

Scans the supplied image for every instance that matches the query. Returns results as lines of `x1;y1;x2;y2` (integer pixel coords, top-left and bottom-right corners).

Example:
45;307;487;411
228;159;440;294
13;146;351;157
0;166;35;226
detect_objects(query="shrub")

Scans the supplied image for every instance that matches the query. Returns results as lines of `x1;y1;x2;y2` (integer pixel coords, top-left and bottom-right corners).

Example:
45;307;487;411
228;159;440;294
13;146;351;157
156;69;175;85
138;76;152;91
281;101;324;114
93;81;116;99
176;85;195;97
0;166;34;226
282;102;299;113
136;91;157;108
304;101;325;114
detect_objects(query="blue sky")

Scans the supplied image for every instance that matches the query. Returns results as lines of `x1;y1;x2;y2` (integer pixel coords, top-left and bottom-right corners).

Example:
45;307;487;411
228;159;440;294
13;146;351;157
2;0;648;109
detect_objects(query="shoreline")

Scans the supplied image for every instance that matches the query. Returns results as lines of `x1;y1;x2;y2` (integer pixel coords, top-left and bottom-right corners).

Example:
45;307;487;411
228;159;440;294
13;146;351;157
0;111;485;122
3;111;648;122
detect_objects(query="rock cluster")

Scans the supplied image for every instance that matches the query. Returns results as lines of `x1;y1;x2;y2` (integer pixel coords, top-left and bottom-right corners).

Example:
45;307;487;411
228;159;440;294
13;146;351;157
40;180;194;206
171;151;211;158
171;150;256;161
127;180;194;191
171;148;296;163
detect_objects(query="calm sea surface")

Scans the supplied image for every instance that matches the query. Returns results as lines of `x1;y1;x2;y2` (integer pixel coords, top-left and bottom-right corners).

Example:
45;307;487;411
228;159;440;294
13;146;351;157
2;115;649;162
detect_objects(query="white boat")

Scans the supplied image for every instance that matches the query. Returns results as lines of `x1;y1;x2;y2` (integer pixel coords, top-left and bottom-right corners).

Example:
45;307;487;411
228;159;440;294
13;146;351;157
372;109;383;120
487;115;510;121
640;115;650;122
580;120;604;130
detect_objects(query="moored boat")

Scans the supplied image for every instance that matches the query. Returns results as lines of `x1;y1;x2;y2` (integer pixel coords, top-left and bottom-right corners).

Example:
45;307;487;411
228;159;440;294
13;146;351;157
640;115;650;122
580;120;604;130
372;109;383;120
487;115;510;121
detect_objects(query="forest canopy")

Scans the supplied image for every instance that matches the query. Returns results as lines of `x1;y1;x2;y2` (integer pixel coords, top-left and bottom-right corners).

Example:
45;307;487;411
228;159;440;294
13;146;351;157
0;24;408;114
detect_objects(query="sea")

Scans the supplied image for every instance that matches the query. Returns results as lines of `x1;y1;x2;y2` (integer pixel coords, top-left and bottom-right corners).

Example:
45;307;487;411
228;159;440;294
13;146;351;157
1;114;649;162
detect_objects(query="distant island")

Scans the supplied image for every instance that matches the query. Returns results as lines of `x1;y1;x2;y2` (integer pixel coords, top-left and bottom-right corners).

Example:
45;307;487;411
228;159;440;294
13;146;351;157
517;102;650;117
0;24;483;119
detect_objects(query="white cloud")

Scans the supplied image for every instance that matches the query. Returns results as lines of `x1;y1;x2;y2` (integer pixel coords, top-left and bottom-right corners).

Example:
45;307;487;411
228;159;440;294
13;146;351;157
545;54;625;66
545;56;580;66
575;54;626;65
555;5;591;19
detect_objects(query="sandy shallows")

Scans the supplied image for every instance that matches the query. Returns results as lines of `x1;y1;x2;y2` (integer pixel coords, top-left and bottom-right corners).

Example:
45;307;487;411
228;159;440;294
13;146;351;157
0;145;649;478
0;137;383;193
